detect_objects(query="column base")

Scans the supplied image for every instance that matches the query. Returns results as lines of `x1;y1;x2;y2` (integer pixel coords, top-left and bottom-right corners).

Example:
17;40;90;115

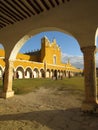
1;91;14;98
81;101;97;112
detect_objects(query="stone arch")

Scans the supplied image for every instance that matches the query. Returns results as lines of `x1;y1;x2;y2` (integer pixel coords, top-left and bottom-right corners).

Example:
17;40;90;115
51;69;54;78
66;71;69;77
60;70;63;76
63;70;66;77
57;70;60;78
25;67;33;78
16;66;24;79
40;68;45;78
2;28;81;99
33;68;39;78
59;70;63;79
54;69;58;79
0;0;97;111
46;69;50;78
4;28;80;94
70;71;73;77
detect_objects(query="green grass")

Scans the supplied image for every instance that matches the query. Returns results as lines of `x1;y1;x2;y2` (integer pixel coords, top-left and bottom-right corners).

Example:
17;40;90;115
13;77;84;94
0;77;84;95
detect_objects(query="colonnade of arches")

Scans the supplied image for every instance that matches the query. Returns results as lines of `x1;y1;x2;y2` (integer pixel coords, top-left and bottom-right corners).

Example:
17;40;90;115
0;65;77;80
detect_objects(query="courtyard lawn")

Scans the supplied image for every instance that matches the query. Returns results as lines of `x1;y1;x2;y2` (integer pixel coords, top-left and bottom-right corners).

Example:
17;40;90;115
12;77;84;94
0;77;84;95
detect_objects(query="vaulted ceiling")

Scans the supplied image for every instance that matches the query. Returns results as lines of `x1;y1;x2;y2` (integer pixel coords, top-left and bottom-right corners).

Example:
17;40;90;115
0;0;70;30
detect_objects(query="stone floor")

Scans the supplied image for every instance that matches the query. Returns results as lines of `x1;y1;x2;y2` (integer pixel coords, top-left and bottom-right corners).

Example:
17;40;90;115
0;88;98;130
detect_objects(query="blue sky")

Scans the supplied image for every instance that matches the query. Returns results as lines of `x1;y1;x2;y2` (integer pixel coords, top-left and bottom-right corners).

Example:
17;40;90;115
20;31;82;56
19;31;84;68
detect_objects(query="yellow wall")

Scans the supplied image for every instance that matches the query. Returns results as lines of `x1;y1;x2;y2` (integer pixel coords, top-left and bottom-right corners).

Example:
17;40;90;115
40;37;61;65
16;53;30;60
0;58;5;67
0;49;5;57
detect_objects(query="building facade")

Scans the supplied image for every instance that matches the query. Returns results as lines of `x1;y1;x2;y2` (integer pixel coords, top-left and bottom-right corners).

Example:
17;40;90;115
0;37;82;79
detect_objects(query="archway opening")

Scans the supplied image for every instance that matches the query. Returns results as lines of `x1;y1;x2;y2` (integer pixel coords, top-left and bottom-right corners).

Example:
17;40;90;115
40;69;45;78
16;66;24;79
25;67;33;78
9;30;84;104
46;69;50;78
33;68;39;78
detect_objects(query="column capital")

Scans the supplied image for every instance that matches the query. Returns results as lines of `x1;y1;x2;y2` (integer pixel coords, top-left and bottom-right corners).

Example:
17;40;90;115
81;46;96;53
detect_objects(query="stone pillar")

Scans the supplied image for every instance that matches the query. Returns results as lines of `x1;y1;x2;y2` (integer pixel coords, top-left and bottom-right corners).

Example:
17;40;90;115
44;61;47;78
2;59;14;98
81;46;98;111
13;70;16;79
23;70;25;78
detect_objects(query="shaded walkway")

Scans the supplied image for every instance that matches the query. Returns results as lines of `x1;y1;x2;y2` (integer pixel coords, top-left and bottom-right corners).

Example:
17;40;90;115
0;108;98;130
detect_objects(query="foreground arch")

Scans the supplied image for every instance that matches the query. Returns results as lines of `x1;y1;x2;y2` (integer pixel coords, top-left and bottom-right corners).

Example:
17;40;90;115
0;0;98;112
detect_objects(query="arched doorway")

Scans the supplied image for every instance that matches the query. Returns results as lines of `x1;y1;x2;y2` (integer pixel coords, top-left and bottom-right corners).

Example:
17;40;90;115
4;30;84;98
40;68;45;78
33;68;39;78
1;28;98;112
51;69;54;78
54;70;57;79
46;69;50;78
25;67;33;78
16;66;24;79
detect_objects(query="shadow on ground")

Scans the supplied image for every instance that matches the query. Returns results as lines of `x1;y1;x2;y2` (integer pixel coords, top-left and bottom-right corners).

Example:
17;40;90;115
0;108;98;130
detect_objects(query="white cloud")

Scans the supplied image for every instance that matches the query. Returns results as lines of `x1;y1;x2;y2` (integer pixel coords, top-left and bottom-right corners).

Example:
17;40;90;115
61;53;84;69
61;53;98;69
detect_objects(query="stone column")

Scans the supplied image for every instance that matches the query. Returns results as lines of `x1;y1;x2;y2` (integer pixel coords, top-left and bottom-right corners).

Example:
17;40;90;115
23;70;25;78
44;61;47;78
81;46;98;111
2;59;14;98
13;70;16;79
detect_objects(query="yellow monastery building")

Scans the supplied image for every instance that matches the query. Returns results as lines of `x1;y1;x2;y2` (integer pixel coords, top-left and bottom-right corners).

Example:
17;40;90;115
0;36;82;79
